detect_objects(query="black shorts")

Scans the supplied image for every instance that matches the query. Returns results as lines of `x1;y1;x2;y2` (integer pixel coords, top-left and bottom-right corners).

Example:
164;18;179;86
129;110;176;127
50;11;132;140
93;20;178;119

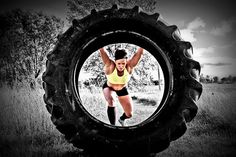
102;82;129;96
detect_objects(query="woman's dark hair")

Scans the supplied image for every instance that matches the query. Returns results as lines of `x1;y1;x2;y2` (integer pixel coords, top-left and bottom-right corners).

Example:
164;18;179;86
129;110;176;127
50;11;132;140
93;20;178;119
114;49;127;60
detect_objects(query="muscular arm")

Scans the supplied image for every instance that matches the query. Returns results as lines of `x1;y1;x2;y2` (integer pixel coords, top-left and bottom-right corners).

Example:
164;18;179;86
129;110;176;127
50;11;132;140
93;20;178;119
99;47;114;74
128;47;144;68
99;48;112;65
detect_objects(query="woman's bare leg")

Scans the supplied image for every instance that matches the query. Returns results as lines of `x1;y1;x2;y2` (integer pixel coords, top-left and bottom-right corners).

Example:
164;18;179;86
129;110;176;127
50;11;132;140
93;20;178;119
103;87;116;125
118;95;133;126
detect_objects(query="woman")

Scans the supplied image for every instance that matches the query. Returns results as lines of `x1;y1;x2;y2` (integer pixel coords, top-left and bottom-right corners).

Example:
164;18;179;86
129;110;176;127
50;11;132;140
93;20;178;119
99;47;144;126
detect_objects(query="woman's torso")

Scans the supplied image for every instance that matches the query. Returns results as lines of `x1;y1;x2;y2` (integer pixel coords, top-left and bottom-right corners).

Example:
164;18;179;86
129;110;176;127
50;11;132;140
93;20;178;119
106;63;132;91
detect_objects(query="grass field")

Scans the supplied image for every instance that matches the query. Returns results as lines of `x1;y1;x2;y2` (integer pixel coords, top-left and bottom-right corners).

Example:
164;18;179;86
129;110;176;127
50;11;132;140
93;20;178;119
0;83;235;156
79;85;164;126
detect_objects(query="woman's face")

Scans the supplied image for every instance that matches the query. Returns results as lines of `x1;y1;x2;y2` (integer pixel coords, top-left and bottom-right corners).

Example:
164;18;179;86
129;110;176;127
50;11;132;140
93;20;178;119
115;59;127;72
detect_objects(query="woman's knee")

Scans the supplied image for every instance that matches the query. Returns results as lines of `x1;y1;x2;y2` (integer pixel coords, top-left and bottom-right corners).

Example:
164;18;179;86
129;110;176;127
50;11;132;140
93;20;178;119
106;96;114;106
125;111;133;118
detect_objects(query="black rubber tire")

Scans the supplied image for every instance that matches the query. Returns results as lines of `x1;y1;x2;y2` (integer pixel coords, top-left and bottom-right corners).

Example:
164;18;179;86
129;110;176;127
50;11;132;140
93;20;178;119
42;5;202;156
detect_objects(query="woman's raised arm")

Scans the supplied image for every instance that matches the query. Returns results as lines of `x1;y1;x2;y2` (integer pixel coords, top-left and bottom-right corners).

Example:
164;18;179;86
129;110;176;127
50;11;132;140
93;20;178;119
99;48;112;66
128;47;144;68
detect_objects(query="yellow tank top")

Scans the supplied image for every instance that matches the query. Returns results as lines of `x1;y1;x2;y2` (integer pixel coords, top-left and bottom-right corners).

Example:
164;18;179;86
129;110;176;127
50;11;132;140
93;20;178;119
106;68;131;85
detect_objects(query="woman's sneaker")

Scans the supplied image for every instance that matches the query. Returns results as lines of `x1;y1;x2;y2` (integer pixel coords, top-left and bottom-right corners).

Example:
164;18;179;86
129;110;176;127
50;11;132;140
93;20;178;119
118;118;125;126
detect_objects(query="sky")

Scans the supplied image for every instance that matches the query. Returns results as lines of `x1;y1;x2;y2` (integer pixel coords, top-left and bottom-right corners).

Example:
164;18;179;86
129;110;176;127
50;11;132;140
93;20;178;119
1;0;236;78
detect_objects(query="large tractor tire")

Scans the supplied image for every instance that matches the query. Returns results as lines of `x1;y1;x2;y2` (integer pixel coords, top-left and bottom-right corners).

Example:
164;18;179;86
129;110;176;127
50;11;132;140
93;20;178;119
42;5;202;157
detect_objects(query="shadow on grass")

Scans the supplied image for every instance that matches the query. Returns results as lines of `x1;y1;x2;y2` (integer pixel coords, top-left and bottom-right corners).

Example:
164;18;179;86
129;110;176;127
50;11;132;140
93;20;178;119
132;96;156;106
0;134;159;157
0;134;86;157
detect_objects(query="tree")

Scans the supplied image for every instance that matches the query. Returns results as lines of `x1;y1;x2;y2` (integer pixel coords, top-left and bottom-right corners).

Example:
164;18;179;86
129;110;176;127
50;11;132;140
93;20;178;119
200;74;206;83
221;77;228;83
66;0;159;23
0;9;64;86
227;75;232;83
213;76;219;83
232;76;236;83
